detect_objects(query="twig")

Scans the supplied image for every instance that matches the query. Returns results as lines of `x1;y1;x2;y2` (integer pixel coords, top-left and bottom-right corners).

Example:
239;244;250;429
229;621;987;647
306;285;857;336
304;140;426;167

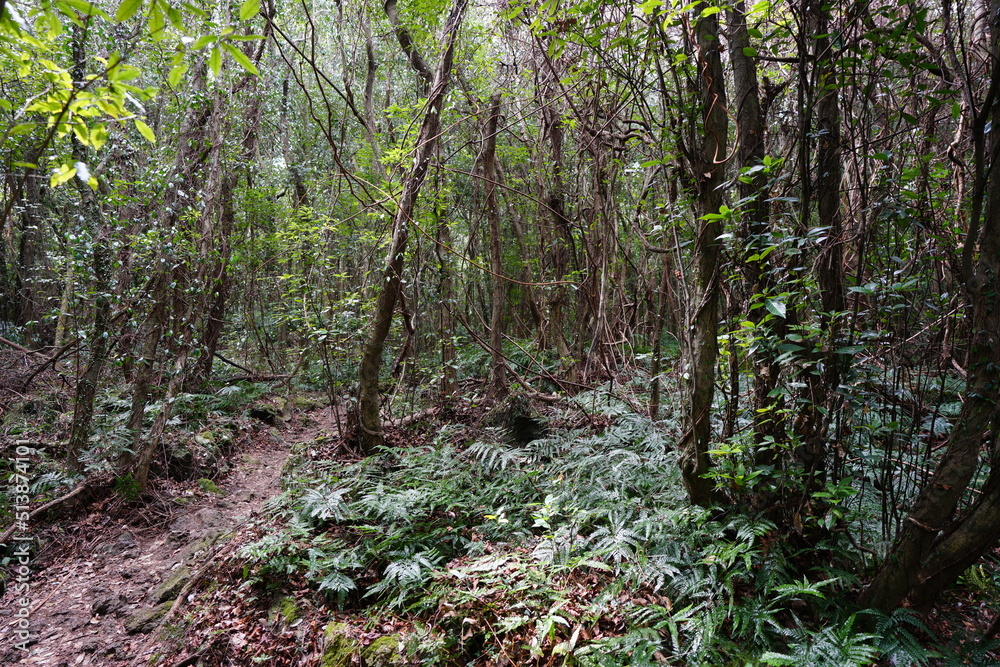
0;336;47;359
0;479;107;546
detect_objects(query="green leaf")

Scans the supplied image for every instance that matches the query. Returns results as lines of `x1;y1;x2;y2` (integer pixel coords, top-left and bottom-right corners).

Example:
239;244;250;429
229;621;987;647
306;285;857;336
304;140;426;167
168;63;187;87
9;123;37;136
148;3;165;38
742;46;757;57
50;164;77;187
239;0;260;21
209;46;222;76
700;5;721;16
223;43;259;76
134;119;156;143
764;298;786;319
192;34;215;49
115;0;142;21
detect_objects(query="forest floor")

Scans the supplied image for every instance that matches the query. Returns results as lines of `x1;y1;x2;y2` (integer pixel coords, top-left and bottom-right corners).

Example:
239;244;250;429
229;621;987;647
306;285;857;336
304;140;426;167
0;396;346;666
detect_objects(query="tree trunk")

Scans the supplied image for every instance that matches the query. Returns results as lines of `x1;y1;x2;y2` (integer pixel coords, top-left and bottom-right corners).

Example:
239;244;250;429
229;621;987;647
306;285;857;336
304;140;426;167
862;9;1000;612
483;94;507;397
678;7;728;506
356;0;468;454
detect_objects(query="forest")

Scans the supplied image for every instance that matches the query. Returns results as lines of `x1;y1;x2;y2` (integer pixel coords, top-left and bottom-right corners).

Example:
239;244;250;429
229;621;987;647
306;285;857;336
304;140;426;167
1;0;1000;663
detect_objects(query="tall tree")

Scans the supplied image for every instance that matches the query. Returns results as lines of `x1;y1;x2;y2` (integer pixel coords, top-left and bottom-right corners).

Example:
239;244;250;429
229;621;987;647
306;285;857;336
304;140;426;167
356;0;469;453
678;4;728;505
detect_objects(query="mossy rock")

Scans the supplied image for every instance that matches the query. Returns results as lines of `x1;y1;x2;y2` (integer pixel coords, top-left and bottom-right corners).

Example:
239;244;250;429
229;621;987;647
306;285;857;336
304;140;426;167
125;601;172;634
196;478;224;495
290;395;324;411
152;566;191;604
269;596;301;625
249;401;283;424
166;443;195;480
322;622;360;667
362;635;405;666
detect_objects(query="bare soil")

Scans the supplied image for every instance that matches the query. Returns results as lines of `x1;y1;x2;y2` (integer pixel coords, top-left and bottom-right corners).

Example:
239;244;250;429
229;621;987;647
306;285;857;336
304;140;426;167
0;403;342;666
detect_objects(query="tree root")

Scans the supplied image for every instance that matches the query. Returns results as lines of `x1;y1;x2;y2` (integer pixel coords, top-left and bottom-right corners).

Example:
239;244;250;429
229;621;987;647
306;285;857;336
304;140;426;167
0;477;113;547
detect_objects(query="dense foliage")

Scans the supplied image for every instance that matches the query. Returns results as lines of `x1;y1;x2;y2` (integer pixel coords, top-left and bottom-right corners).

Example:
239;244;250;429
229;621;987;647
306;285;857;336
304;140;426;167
4;0;1000;661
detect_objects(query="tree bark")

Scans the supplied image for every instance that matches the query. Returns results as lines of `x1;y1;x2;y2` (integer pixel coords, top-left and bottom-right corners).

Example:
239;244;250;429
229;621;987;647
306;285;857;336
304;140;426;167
862;6;1000;611
356;0;468;454
678;7;728;506
483;94;507;397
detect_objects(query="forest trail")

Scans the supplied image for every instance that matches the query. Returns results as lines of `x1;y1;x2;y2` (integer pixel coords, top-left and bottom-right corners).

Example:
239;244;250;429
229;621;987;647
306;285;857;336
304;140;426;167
1;404;341;666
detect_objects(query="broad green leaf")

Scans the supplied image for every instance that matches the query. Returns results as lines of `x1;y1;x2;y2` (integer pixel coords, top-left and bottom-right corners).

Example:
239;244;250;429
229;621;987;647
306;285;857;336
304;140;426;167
90;123;109;150
193;35;215;49
63;0;110;19
223;43;258;76
764;298;786;319
134;119;156;143
168;64;187;87
10;123;37;136
742;46;757;57
50;164;77;187
239;0;260;21
209;46;222;76
148;3;165;38
115;0;142;21
166;4;183;29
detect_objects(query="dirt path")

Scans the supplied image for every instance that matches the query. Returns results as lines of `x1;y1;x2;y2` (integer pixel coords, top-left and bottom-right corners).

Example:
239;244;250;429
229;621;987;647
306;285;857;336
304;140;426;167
0;427;295;666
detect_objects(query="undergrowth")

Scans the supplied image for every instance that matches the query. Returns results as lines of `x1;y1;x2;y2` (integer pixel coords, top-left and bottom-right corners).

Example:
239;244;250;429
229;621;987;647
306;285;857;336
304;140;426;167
239;393;936;666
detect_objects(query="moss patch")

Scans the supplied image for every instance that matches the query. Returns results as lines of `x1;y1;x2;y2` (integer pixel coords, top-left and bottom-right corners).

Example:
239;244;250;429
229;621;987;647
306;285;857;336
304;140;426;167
322;622;359;667
196;478;224;495
269;596;301;625
362;634;405;666
125;602;172;634
152;566;191;604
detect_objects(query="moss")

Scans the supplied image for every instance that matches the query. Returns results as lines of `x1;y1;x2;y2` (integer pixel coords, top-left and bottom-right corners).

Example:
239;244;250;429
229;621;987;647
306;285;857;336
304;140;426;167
152;566;191;604
362;635;405;666
125;601;172;634
291;395;324;411
322;622;360;667
196;478;224;495
269;596;301;625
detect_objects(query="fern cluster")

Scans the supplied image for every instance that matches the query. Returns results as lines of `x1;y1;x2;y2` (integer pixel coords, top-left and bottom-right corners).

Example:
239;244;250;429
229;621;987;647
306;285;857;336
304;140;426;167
240;399;936;665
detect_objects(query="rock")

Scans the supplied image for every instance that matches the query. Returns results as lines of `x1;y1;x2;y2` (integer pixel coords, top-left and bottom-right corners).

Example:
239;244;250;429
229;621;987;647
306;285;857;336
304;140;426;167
290;395;324;411
125;602;171;634
95;532;138;557
249;401;283;424
152;566;191;604
196;478;224;495
91;593;127;616
362;635;405;666
166;443;195;480
322;622;360;667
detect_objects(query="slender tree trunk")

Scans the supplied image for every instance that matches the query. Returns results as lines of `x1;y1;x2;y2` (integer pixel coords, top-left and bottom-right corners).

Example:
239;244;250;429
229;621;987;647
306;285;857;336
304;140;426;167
66;209;111;468
483;94;507;397
66;25;112;468
792;2;847;499
678;7;728;506
434;168;457;398
356;0;468;453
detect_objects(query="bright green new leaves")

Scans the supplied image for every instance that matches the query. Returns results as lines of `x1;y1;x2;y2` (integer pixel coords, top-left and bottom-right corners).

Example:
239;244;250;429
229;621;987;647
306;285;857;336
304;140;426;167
239;0;260;21
115;0;142;22
134;119;156;143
